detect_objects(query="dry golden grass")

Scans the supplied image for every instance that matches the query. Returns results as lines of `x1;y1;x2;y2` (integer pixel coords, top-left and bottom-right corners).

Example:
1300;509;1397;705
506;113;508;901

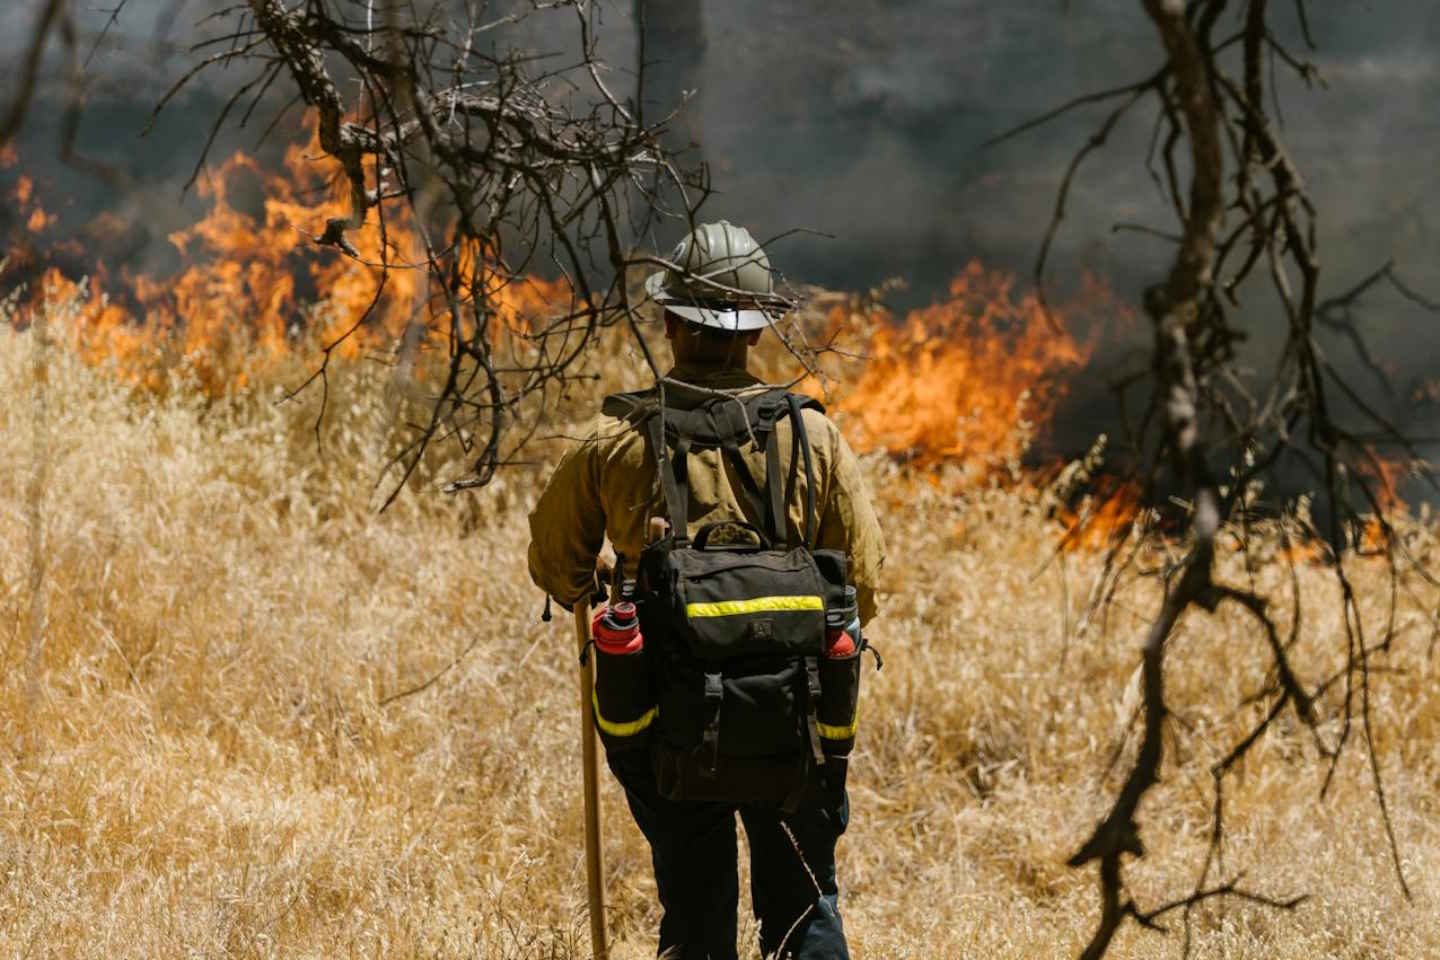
1;300;1437;959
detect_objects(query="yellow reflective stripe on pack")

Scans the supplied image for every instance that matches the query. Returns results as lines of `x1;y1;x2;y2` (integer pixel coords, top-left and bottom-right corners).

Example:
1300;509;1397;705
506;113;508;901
818;705;859;741
591;690;658;738
685;595;824;618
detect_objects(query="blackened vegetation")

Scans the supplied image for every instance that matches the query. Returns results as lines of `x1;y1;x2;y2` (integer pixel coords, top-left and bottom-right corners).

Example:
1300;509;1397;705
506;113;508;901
993;2;1437;957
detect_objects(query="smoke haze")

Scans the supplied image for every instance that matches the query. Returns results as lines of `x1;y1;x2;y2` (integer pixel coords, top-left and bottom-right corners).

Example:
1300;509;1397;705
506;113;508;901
6;0;1440;464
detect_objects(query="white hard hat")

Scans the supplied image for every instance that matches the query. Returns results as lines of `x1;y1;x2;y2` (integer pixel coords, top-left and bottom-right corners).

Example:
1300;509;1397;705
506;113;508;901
644;220;789;332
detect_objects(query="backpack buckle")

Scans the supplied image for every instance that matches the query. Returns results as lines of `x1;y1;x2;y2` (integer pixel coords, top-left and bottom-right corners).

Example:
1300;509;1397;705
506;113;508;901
700;672;724;777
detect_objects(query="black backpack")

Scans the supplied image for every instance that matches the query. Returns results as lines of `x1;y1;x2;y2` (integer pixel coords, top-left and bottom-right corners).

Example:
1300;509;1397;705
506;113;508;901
593;386;863;811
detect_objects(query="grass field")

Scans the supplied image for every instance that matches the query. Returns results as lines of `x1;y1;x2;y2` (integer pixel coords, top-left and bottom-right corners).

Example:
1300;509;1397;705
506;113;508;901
1;301;1437;959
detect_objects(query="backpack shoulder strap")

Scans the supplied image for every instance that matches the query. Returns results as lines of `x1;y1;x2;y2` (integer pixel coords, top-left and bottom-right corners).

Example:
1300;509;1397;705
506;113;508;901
600;389;659;425
610;386;823;547
785;393;821;547
759;391;825;548
642;409;691;544
603;390;694;542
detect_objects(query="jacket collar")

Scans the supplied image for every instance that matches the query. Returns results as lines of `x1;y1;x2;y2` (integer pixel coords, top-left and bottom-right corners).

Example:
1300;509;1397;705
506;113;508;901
664;363;762;392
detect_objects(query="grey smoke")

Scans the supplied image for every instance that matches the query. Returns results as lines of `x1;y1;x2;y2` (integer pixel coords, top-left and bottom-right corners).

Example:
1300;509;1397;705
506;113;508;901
6;0;1440;469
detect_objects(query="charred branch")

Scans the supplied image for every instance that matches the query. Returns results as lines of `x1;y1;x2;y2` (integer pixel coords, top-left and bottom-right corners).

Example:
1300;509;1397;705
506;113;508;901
135;0;791;501
1005;1;1424;955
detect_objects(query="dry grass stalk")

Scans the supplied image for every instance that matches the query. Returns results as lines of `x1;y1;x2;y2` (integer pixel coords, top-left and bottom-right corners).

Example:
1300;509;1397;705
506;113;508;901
0;288;1436;957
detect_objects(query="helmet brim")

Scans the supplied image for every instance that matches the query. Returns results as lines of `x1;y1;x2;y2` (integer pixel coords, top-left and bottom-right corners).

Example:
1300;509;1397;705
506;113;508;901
644;269;783;332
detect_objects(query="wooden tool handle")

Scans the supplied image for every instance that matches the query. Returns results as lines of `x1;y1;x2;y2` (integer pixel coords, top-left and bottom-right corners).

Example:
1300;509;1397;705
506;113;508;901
574;602;609;959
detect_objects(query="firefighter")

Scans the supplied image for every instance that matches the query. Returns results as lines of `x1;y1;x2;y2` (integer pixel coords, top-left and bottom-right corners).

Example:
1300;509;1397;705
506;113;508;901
528;220;885;959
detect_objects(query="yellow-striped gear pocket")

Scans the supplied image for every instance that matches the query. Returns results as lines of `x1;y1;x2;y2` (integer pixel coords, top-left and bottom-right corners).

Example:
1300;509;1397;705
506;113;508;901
592;643;656;753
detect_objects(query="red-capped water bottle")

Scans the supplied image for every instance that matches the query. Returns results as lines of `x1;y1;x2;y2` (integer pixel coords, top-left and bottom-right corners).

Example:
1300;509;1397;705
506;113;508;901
592;586;643;655
819;585;862;771
591;582;653;753
824;585;861;658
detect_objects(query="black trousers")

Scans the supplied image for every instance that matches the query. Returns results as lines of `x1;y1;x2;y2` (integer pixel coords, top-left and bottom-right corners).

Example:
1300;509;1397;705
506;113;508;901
607;751;851;960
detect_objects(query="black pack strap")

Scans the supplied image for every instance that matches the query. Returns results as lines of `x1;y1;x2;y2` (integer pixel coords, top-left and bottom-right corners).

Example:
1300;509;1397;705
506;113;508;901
803;656;825;765
600;389;656;425
672;435;693;540
763;427;787;545
779;656;827;814
721;442;769;532
701;672;724;777
643;414;688;541
786;394;818;547
702;404;722;452
784;413;802;536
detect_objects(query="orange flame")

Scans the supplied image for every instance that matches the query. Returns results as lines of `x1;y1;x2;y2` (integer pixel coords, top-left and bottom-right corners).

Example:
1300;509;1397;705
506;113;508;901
26;207;55;233
1364;452;1406;513
837;262;1118;477
832;265;1154;549
1278;538;1324;566
1358;451;1409;551
1057;479;1143;552
12;175;56;235
7;117;572;393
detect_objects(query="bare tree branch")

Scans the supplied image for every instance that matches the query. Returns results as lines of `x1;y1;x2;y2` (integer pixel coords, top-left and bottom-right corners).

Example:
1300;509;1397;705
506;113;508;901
1010;2;1425;955
131;0;823;505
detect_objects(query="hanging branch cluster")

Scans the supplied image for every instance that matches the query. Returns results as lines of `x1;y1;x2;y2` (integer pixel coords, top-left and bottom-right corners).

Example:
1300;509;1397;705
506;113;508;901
996;1;1437;957
156;0;727;503
9;1;826;501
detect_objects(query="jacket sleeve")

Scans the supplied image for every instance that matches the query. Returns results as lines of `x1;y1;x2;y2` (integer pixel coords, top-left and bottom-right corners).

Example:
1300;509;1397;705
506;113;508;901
527;432;608;605
814;421;887;625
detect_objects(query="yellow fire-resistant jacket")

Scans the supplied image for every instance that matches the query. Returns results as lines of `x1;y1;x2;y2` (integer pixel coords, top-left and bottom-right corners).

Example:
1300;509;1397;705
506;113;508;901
527;364;886;623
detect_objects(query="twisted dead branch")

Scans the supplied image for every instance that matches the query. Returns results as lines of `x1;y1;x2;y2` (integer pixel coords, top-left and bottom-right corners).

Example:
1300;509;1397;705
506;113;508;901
1001;1;1435;956
122;0;831;507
